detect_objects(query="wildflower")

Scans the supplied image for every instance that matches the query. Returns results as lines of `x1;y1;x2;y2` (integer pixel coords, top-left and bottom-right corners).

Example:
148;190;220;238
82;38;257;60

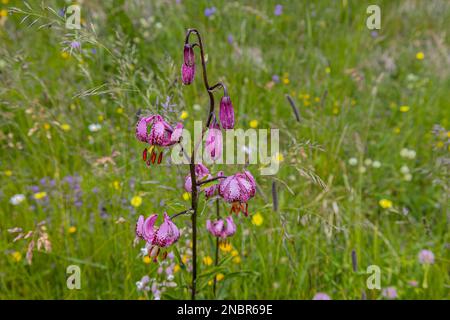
372;160;381;168
174;264;181;273
184;163;210;193
282;77;290;84
205;117;223;160
143;256;151;264
131;195;143;208
227;34;234;44
11;251;22;262
181;44;195;85
400;148;416;159
364;159;372;166
418;249;434;265
204;171;224;199
251;212;264;226
70;41;81;50
88;123;101;132
379;199;393;209
348;158;358;166
182;192;191;201
382;287;398;299
112;180;120;190
135;213;181;261
61;123;71;131
61;51;70;59
4;169;12;176
206;216;237;239
273;152;284;163
249;120;258;128
408;280;418;287
325;67;331;74
219;170;256;216
358;166;366;174
274;4;283;16
33;192;47;200
272;75;280;83
394;127;401;134
399;105;410;112
231;250;239;257
68;226;77;234
204;7;216;17
203;256;213;266
313;293;331;300
415;51;424;60
136;115;183;166
219;94;235;129
136;275;150;291
10;194;25;205
116;107;124;114
215;273;224;281
180;111;189;120
232;256;241;264
219;242;232;253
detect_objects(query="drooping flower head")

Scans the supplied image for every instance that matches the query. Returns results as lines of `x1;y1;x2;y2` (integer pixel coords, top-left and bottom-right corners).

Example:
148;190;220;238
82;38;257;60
205;116;223;161
135;213;180;262
135;114;183;166
219;94;235;129
218;170;256;216
184;163;210;193
418;249;435;265
181;44;195;85
206;216;236;240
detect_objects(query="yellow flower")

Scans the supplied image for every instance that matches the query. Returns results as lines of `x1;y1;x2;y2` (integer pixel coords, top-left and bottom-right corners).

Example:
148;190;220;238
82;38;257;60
219;242;232;253
98;115;104;122
273;152;284;163
11;251;22;262
2;0;10;5
282;77;290;85
180;111;189;120
249;120;258;128
182;254;189;264
447;131;450;138
436;141;444;149
208;280;213;286
4;170;12;177
314;97;321;103
68;226;77;234
43;123;51;130
33;192;47;200
332;107;339;115
393;127;401;134
143;256;151;264
203;256;213;266
325;67;331;74
112;180;120;190
0;9;8;17
61;123;71;131
174;264;181;273
130;195;143;208
303;100;311;107
231;250;239;257
251;212;264;226
379;199;393;209
216;273;224;281
416;51;424;60
232;256;241;264
116;107;124;114
182;192;191;201
61;51;70;59
399;105;410;112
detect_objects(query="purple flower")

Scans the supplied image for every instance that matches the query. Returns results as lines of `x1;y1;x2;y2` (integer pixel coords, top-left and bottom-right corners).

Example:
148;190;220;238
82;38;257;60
219;95;235;129
218;170;256;216
272;74;280;83
418;249;435;265
70;41;81;50
136;213;181;260
205;118;223;161
204;7;216;17
205;171;224;199
313;293;331;300
181;44;195;85
184;164;210;193
371;31;379;38
274;4;283;16
136;114;183;149
206;216;236;239
227;34;234;44
382;287;398;299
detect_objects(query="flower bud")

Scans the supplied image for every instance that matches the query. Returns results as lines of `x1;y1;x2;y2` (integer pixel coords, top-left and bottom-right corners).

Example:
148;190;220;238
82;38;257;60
219;95;235;129
181;44;195;85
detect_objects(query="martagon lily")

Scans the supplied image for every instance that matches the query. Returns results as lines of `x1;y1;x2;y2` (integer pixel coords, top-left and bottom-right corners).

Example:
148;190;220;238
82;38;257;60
218;170;256;216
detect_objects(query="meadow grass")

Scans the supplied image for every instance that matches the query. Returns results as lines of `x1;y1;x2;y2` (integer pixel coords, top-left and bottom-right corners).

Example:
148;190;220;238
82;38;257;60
0;0;449;299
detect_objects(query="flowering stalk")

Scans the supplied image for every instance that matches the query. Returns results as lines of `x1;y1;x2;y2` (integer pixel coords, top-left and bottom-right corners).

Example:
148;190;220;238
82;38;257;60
184;28;229;300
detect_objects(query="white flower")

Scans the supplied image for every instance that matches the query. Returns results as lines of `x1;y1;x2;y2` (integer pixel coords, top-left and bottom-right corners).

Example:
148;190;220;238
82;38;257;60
372;161;381;168
359;166;367;173
403;173;412;181
407;150;416;159
400;165;410;174
140;247;148;256
400;148;416;159
88;123;102;132
193;104;201;111
364;158;372;166
348;158;358;166
10;194;25;205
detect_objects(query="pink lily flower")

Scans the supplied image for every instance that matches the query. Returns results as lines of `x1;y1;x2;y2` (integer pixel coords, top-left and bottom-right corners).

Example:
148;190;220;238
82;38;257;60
184;164;210;192
135;212;180;262
219;94;235;129
205;171;224;198
206;216;236;240
205;117;223;161
135;114;183;166
218;170;256;216
181;44;195;85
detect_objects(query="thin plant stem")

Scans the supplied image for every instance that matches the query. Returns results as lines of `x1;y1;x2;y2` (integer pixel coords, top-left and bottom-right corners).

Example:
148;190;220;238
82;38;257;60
213;198;220;296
